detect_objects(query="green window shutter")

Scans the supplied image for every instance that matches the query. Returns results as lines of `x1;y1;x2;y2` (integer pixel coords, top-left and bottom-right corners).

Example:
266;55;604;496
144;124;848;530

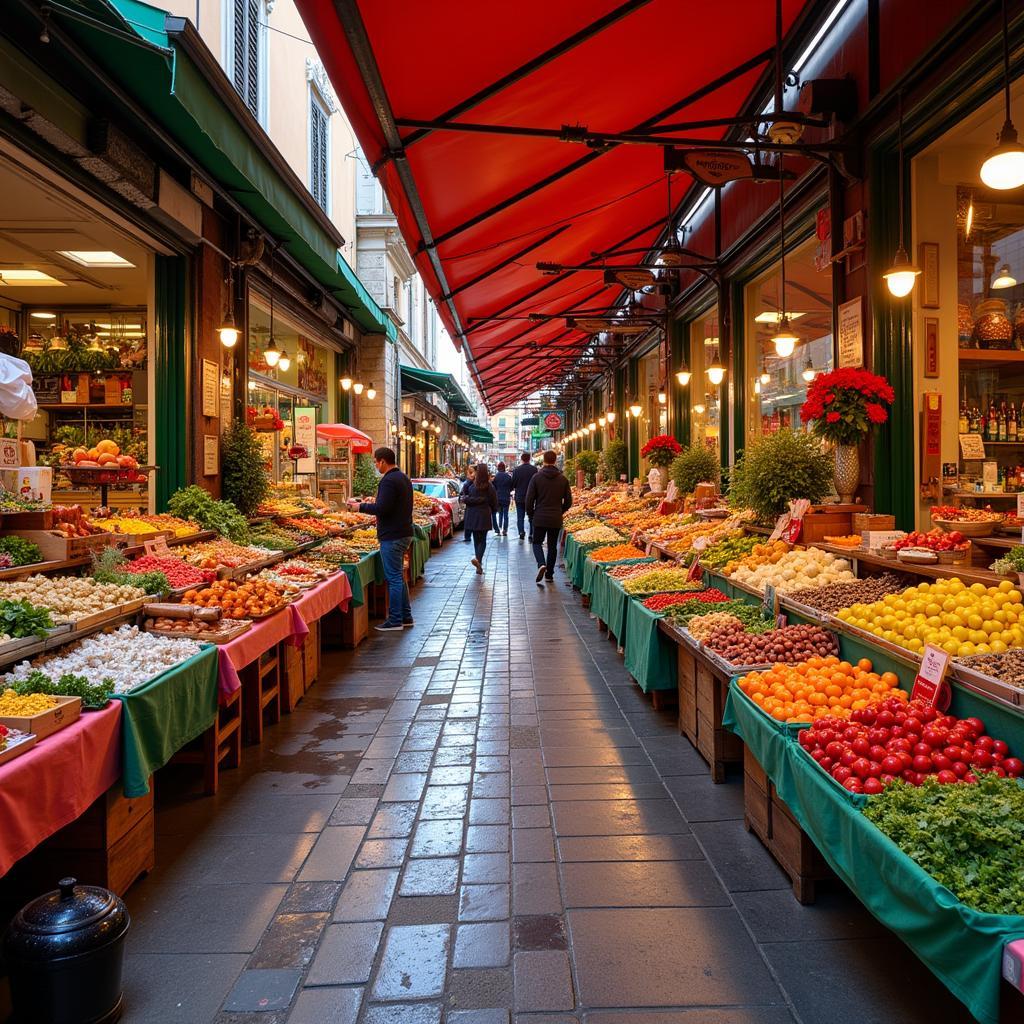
154;254;188;510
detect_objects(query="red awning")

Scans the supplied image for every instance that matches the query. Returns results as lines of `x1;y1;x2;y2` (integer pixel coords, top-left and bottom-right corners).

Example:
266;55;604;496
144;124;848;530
297;1;810;411
316;423;374;452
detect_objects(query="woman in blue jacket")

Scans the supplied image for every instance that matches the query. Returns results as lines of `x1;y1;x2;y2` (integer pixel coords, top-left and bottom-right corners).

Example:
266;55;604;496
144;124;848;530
492;462;514;536
461;463;498;574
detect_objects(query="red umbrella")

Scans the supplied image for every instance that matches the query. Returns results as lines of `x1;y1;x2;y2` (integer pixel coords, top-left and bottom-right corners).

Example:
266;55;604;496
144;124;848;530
316;423;374;453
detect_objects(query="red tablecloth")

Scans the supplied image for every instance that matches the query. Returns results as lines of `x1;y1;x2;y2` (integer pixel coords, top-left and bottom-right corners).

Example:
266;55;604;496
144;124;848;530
0;702;122;876
216;572;352;700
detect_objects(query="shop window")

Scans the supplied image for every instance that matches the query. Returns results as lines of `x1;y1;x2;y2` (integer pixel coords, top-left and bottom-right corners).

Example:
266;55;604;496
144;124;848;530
309;89;330;212
688;309;722;453
230;0;265;123
745;238;834;443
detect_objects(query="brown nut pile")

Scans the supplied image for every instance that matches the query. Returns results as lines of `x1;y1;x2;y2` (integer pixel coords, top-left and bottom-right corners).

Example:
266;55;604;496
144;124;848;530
957;648;1024;689
704;622;839;667
787;574;905;615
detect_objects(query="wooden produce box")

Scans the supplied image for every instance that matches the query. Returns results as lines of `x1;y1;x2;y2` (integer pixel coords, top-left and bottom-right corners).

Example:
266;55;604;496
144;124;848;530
0;695;81;742
851;512;896;533
33;779;155;896
283;639;305;712
303;619;320;691
0;528;121;561
676;639;743;782
798;504;858;544
743;746;832;904
340;600;369;648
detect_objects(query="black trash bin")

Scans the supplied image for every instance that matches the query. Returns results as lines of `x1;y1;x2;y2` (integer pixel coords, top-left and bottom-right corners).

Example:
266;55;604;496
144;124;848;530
3;877;129;1024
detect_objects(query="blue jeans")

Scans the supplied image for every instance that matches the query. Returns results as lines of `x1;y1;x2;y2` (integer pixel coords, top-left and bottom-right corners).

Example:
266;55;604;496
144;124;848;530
515;503;532;539
380;537;413;625
493;503;509;533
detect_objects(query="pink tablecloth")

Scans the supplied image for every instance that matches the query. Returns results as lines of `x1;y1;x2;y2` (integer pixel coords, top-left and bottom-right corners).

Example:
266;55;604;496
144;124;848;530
0;702;122;876
217;572;352;700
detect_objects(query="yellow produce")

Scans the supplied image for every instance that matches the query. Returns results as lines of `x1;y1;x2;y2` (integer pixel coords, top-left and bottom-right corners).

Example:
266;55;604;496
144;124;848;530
0;688;57;716
835;577;1024;658
90;517;161;535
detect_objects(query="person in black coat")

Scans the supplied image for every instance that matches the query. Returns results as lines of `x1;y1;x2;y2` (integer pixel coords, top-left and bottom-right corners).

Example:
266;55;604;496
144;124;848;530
461;463;498;574
492;462;514;536
525;449;573;584
510;452;538;541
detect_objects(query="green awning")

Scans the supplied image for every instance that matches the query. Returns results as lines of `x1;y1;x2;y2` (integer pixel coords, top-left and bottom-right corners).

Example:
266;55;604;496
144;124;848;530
60;0;396;341
457;419;494;444
400;365;476;417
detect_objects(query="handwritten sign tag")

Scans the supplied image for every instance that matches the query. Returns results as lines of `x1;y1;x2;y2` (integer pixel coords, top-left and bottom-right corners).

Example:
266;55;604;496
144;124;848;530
144;536;171;558
911;643;951;709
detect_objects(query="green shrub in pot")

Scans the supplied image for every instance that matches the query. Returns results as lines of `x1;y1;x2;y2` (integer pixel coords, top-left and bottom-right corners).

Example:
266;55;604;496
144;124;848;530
669;444;720;495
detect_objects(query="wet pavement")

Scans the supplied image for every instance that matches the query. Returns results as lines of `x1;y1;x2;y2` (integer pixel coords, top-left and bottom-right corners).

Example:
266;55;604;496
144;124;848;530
120;534;975;1024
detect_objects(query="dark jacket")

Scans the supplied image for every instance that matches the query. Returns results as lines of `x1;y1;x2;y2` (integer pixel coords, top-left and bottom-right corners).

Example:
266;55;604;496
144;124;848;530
461;482;498;532
510;461;538;504
493;471;514;505
359;467;413;541
525;464;573;529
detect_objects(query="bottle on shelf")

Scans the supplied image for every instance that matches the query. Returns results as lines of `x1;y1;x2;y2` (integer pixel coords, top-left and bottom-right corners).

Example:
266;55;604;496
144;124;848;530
971;403;981;434
985;401;996;441
1000;401;1009;442
959;399;969;435
1011;402;1019;443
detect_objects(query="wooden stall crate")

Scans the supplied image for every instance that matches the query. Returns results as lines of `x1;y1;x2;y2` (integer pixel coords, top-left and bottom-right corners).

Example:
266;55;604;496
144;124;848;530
303;620;320;690
743;746;832;904
242;646;281;745
34;778;155;896
282;640;305;712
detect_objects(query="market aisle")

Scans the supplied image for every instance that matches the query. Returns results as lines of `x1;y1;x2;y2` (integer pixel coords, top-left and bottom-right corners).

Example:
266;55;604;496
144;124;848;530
121;536;976;1024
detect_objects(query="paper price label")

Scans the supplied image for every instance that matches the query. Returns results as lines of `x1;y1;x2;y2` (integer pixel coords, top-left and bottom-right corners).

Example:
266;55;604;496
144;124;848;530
1017;491;1024;519
144;536;171;558
762;584;779;618
911;643;951;709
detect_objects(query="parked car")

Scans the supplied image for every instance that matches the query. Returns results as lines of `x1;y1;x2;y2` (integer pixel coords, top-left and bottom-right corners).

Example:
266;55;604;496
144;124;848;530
412;478;465;529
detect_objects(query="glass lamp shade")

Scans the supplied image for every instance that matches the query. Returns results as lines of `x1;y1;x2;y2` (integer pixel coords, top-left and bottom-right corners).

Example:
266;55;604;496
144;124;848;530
980;121;1024;190
263;339;281;367
760;370;771;385
657;388;667;404
366;384;377;400
706;363;725;386
882;246;921;297
693;403;705;415
606;411;616;422
218;311;239;347
675;369;691;386
629;403;642;417
754;380;762;395
340;376;353;390
598;417;606;427
421;418;429;429
771;318;799;358
993;264;1017;289
801;362;816;383
277;350;291;372
353;382;364;395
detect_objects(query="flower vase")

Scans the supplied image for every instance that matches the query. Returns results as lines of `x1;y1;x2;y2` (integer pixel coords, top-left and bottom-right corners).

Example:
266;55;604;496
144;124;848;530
658;466;669;492
833;444;859;504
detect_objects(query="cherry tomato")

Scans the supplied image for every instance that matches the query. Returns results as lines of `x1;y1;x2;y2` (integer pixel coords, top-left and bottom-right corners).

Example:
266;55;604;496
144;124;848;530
862;777;884;795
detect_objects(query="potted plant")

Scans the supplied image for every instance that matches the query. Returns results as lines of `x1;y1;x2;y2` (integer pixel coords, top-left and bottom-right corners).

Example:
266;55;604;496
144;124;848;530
600;439;627;483
669;443;719;496
574;450;600;487
222;420;270;517
640;434;682;491
800;368;895;503
728;428;833;525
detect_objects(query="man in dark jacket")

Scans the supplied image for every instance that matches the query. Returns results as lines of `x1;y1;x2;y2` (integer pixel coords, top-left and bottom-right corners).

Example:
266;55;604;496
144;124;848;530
525;449;573;584
348;447;414;632
492;462;513;536
510;452;538;541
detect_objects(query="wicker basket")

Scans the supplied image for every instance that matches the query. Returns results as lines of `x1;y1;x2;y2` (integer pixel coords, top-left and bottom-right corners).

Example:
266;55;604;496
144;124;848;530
936;547;970;564
931;517;1000;537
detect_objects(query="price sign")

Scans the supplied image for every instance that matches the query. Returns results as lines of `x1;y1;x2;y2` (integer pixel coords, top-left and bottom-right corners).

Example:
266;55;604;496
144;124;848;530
1017;491;1024;519
763;583;779;619
959;433;986;460
911;643;951;709
144;536;171;558
692;536;709;552
687;556;702;582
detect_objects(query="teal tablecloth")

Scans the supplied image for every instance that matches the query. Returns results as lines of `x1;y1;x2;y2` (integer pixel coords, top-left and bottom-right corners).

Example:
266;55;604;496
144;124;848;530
112;645;220;797
564;534;582;584
411;524;431;581
724;677;1024;1024
622;599;677;692
590;558;655;626
339;552;384;608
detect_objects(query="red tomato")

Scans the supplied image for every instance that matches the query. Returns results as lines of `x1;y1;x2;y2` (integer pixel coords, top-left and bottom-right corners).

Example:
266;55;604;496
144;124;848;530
862;777;884;795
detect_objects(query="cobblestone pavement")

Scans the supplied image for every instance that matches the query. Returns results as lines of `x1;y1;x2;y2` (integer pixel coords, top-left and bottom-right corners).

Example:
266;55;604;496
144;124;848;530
121;535;974;1024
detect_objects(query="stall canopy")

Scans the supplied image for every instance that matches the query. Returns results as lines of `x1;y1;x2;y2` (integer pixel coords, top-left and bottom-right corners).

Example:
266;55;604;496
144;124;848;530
399;366;476;418
50;0;397;341
296;0;811;410
316;423;374;453
457;419;494;445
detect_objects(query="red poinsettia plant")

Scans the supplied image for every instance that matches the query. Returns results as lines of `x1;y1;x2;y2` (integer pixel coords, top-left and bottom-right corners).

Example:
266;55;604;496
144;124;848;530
640;433;683;467
800;368;895;446
246;405;285;431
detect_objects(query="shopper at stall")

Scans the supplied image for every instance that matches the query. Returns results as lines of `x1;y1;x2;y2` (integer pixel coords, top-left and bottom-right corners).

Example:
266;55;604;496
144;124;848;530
525;449;572;585
492;462;513;536
461;463;498;574
347;447;414;632
511;451;538;542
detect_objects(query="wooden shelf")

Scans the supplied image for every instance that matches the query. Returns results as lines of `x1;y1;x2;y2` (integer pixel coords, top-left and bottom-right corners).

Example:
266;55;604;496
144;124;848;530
38;403;135;410
958;349;1024;365
965;440;1024;446
949;491;1019;500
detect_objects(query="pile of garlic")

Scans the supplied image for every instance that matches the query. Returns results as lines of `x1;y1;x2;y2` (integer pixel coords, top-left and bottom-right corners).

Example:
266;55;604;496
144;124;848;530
0;576;145;621
2;624;203;694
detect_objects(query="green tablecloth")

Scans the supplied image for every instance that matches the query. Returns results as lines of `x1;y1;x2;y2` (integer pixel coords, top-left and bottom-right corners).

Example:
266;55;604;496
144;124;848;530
723;679;1024;1024
112;645;220;798
623;599;677;692
412;524;431;581
339;552;385;608
564;534;582;584
589;558;655;626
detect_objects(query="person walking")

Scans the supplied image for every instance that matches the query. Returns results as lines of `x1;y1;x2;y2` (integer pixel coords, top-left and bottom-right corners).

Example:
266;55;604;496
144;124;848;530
510;452;538;542
492;462;513;536
461;463;498;575
525;449;572;585
460;475;474;544
347;447;414;631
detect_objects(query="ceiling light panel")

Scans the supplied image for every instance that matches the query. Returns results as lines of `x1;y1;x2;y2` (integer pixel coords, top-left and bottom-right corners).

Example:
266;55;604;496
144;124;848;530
56;250;135;268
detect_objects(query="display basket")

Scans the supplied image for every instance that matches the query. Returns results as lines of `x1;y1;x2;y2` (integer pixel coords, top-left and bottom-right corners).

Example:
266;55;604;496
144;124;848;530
936;546;970;564
931;517;1001;537
0;732;37;767
62;465;155;487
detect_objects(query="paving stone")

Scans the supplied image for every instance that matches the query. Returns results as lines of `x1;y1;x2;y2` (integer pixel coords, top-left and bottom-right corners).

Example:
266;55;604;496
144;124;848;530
362;1003;442;1024
279;881;342;915
511;805;550;829
287;985;362;1024
448;1011;508;1024
396;751;435;772
306;921;383;985
472;773;511;798
430;765;473;786
469;798;511;825
551;799;689;837
466;825;509;853
459;883;510;921
298;826;365;882
368;802;419;839
511;828;555;863
223;968;301;1012
249;913;328;969
583;1013;794;1024
445;968;513;1011
400;857;460;896
328;798;379;826
560;860;727;908
371;924;451;1000
411;819;464;858
690;820;789;892
453;921;511;968
512;915;567;952
555;834;703;862
383;772;428;802
513;951;574;1012
351;759;395;785
421;785;470;819
512;863;561;915
333;869;399;921
462;852;510;884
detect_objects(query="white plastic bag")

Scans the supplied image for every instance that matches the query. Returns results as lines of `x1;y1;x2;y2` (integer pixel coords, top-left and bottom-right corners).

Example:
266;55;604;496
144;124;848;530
0;354;37;420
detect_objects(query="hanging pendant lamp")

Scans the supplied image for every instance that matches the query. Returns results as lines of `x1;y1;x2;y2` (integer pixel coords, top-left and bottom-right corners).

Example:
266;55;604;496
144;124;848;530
264;247;281;366
771;153;801;357
883;92;922;297
981;0;1024;189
